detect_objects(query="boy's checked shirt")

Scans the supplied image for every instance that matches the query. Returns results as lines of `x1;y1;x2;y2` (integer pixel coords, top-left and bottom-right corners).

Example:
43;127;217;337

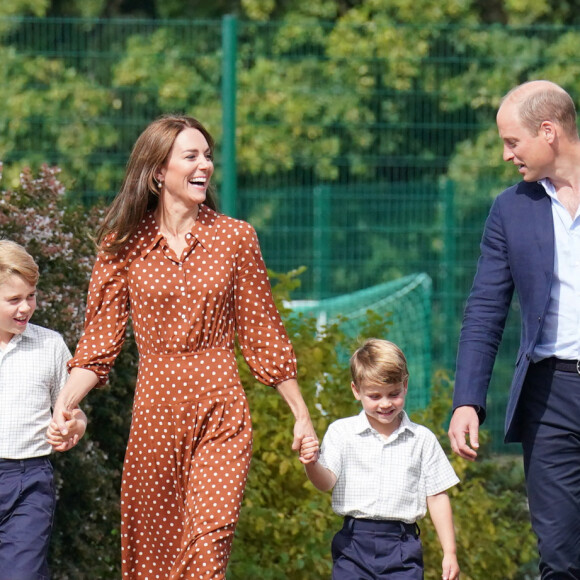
318;410;459;523
0;323;71;459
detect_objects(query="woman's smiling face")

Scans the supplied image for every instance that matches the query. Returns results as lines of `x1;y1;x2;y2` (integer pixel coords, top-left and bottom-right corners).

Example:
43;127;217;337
158;127;214;208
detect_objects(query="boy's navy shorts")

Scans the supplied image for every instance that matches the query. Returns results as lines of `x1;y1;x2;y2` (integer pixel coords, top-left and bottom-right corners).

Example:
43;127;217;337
0;456;55;580
332;516;423;580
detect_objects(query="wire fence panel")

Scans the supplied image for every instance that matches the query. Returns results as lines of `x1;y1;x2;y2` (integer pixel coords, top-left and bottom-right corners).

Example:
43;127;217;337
2;16;576;450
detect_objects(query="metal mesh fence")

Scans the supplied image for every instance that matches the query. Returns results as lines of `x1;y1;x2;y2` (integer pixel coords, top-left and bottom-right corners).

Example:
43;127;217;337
1;16;571;451
290;273;433;412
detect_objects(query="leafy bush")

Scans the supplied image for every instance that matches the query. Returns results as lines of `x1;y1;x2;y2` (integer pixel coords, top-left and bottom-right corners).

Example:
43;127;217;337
231;273;538;580
1;164;537;579
0;163;128;578
414;373;538;580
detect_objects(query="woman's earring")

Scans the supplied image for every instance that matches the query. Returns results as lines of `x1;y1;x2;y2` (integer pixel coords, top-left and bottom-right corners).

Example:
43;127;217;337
151;178;161;197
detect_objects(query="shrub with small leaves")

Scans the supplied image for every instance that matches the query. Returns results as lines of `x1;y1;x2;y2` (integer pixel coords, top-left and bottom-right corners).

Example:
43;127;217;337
0;163;126;578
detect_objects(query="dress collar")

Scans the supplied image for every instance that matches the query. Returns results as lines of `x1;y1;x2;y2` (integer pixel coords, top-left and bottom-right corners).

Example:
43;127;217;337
140;204;220;258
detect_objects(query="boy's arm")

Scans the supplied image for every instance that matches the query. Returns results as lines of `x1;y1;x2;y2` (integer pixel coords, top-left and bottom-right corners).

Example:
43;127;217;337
427;491;460;580
301;437;337;492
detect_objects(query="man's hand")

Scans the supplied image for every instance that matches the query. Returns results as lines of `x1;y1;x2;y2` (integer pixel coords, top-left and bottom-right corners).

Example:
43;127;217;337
448;405;480;461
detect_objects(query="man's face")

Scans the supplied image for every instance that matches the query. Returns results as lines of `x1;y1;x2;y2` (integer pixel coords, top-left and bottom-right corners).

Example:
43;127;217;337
497;101;554;182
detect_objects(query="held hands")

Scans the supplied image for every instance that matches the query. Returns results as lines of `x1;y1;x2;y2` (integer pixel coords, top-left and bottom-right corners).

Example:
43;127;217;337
299;435;320;465
448;405;480;461
290;413;319;465
47;408;87;452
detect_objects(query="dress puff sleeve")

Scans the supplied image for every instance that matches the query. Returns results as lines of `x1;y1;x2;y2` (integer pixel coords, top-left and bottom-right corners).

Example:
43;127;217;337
68;245;132;385
233;223;297;386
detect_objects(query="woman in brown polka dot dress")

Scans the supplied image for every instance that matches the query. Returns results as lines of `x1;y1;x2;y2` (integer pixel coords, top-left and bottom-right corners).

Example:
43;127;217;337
51;116;317;579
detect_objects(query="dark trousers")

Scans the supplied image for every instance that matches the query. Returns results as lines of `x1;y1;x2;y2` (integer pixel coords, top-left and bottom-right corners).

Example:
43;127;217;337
0;457;55;580
520;362;580;580
331;516;423;580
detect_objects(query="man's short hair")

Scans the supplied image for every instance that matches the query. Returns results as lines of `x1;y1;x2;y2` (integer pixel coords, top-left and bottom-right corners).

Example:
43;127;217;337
504;82;578;139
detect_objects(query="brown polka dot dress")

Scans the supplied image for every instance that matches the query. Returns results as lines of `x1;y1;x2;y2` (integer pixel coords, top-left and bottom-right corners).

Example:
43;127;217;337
69;205;297;579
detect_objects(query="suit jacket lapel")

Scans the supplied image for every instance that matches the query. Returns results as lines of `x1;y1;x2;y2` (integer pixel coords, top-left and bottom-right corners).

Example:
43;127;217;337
529;183;555;279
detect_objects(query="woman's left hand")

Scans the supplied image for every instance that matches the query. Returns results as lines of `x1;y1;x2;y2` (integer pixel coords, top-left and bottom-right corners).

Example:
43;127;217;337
274;378;318;463
292;415;318;464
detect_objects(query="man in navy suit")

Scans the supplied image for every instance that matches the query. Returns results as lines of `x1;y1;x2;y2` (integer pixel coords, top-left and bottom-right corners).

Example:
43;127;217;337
449;80;580;579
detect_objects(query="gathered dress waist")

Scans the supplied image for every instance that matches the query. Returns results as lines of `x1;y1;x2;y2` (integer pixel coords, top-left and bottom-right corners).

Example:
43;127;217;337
135;347;242;408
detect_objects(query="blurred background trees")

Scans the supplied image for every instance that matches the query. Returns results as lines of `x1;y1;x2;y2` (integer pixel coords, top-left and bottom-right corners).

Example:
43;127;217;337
2;0;574;576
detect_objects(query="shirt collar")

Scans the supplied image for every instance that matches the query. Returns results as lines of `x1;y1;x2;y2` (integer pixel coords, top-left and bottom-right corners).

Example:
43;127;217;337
1;325;29;354
191;204;219;252
140;204;220;258
538;177;580;219
354;409;416;440
538;178;556;199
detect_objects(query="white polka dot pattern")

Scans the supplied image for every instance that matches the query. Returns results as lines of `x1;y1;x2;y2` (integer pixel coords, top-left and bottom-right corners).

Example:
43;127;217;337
69;205;297;579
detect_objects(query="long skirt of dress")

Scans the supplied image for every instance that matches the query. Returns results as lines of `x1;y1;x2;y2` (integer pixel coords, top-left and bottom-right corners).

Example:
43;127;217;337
120;349;253;579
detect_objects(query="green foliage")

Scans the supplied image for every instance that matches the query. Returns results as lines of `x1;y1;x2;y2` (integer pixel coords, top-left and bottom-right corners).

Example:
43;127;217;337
2;13;580;210
0;0;48;19
0;46;118;194
230;271;537;580
111;26;222;116
0;164;129;578
2;0;580;192
10;0;580;25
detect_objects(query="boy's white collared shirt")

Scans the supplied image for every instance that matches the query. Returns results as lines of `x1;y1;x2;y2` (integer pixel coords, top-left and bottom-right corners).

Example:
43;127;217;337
0;323;71;459
317;410;459;523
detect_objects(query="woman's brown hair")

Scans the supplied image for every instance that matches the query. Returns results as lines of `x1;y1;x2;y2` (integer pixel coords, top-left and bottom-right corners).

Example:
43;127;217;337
96;115;218;253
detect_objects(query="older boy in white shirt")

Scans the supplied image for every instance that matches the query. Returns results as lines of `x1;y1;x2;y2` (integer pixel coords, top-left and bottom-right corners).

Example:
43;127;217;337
302;338;460;580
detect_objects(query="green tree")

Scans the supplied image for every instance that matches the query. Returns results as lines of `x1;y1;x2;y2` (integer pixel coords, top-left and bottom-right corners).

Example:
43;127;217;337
0;0;47;19
0;44;119;195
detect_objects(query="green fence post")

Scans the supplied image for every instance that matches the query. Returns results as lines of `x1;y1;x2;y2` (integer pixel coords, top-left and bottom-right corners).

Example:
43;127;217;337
442;179;456;369
313;185;331;299
221;14;237;217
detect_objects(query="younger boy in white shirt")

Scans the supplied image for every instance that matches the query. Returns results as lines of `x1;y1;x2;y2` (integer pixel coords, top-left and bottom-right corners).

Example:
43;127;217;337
302;338;460;580
0;240;86;580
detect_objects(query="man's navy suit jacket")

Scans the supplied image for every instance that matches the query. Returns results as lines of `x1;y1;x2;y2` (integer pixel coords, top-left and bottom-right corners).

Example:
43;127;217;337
453;180;554;443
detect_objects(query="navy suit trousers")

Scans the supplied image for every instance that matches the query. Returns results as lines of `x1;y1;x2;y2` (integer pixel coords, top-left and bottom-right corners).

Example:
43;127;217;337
331;517;423;580
520;364;580;580
0;457;55;580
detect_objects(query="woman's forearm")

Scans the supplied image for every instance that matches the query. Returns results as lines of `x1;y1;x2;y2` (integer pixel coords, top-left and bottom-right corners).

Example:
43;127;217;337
53;367;100;431
275;378;311;420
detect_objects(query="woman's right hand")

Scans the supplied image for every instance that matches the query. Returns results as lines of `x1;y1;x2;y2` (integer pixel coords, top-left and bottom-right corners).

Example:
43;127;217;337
51;367;99;436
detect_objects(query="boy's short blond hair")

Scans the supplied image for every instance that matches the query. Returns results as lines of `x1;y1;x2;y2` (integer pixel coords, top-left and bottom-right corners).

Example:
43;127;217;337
350;338;409;388
0;240;39;286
